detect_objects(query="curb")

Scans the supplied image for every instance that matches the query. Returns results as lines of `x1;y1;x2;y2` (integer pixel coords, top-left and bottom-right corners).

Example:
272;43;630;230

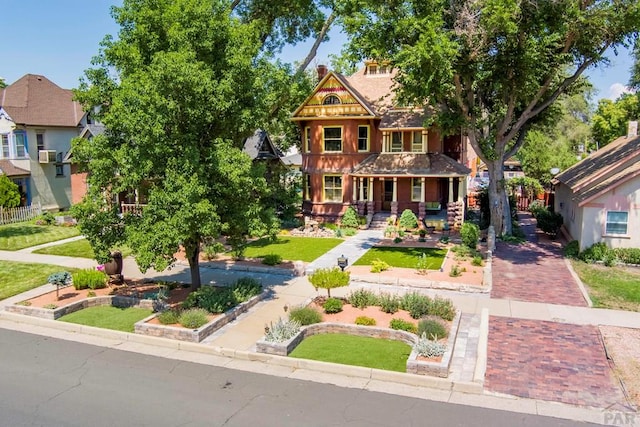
564;258;594;307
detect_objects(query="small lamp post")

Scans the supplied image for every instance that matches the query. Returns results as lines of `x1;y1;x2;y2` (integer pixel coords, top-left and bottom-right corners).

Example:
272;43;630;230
337;254;349;271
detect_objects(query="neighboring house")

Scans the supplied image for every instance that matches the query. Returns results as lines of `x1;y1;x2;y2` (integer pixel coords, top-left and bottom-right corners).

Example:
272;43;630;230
242;129;284;172
67;119;104;204
477;157;525;181
553;121;640;250
0;74;86;211
291;62;475;222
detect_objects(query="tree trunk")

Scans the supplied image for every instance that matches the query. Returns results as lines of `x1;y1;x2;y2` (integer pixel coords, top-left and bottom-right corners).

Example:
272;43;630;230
486;159;512;236
184;239;202;290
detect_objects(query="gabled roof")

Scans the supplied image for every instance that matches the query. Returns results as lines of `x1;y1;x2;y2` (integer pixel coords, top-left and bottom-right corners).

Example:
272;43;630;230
553;133;640;206
0;74;84;127
79;124;105;139
242;129;283;162
351;153;471;177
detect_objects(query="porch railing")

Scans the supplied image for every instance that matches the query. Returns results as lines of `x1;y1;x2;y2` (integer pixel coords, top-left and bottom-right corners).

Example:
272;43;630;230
0;203;42;225
120;203;146;215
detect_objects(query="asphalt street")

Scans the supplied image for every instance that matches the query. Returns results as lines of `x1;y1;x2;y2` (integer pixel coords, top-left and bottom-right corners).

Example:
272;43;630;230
0;328;599;427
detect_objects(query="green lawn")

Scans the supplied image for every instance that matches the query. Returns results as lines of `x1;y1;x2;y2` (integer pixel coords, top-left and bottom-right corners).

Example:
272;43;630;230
58;306;152;332
0;261;78;300
0;223;81;251
353;247;447;269
571;260;640;311
33;238;132;259
241;236;343;262
289;334;411;372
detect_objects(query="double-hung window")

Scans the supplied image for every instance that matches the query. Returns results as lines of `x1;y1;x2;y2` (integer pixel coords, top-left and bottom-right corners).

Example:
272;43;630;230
358;126;369;152
412;131;423;152
323;175;342;202
323;127;342;152
305;127;311;153
391;132;402;152
304;174;311;200
1;135;9;158
605;211;628;235
36;132;45;152
14;132;26;157
411;178;422;202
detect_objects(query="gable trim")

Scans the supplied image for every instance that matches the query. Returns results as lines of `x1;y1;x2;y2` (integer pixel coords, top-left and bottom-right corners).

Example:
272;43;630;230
577;168;640;207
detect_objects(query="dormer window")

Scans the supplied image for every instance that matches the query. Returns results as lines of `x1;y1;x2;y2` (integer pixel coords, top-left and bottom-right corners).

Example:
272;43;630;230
368;65;377;75
323;94;341;105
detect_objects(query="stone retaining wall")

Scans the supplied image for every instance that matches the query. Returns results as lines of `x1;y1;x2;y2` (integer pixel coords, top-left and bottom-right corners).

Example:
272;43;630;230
6;295;153;320
134;290;268;342
256;310;461;378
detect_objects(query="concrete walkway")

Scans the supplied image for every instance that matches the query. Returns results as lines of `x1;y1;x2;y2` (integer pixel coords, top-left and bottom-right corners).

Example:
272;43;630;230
305;229;383;273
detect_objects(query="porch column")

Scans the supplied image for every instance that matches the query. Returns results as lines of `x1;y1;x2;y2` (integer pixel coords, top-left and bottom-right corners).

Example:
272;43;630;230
134;189;140;204
382;131;389;153
359;177;364;201
391;177;398;216
419;177;426;219
422;130;428;153
458;177;464;202
448;177;454;203
352;177;357;201
367;177;374;215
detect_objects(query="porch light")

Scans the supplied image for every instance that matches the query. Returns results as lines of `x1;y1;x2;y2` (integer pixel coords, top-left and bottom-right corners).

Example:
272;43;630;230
337;254;349;271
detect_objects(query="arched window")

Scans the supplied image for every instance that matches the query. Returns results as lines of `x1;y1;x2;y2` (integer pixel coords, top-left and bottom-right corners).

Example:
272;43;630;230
322;94;341;105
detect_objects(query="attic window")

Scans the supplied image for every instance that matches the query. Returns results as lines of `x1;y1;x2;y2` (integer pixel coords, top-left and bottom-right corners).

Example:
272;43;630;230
323;95;341;105
368;65;377;75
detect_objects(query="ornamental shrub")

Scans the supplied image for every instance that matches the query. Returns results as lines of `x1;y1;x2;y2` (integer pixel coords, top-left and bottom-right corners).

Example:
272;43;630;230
471;255;484;267
378;292;400;314
347;288;378;309
231;277;262;302
389;318;417;334
182;286;236;314
178;308;209;329
203;242;225;260
262;254;282;266
563;241;580;259
341;206;359;229
417;319;448;340
579;242;610;263
612;248;640;265
415;253;430;275
400;292;431;319
158;309;180;325
449;264;463;277
399;209;418;230
536;210;563;237
355;316;377;326
48;271;72;287
309;267;350;298
414;333;447;358
323;297;343;314
460;222;480;249
72;269;107;290
428;296;456;321
288;306;322;325
370;258;390;273
264;317;301;343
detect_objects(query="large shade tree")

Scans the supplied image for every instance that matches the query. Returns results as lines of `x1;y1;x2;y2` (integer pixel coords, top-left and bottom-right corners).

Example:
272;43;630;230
72;0;303;288
340;0;640;234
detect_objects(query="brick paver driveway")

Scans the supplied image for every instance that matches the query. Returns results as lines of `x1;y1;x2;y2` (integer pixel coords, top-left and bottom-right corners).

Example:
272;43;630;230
491;214;587;307
485;317;628;409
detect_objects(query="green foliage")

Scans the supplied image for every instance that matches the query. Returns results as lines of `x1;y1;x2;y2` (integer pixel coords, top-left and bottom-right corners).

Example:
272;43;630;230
231;277;262;302
389;318;417;334
72;269;107;290
460;223;480;249
178;308;209;329
47;271;72;287
592;94;640;149
157;309;180;325
183;286;235;314
39;212;56;226
579;242;611;264
0;174;21;208
612;248;640;265
378;292;400;314
288;306;322;325
400;292;431;319
393;237;403;244
429;297;456;321
417;319;448;340
309;267;350;298
43;303;58;310
370;258;390;273
87;290;97;297
343;228;357;237
564;241;580;259
449;264;463;277
264;317;301;343
451;244;479;260
415;253;431;275
535;210;563;237
528;200;547;217
414;333;447;358
203;242;225;260
323;297;343;314
355;247;446;269
355;316;376;326
506;177;544;199
341;206;359;229
399;209;418;230
347;288;379;309
262;253;283;265
471;256;484;267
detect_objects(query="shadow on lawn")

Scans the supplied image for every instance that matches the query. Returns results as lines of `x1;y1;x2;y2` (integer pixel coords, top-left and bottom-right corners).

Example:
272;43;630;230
0;225;47;239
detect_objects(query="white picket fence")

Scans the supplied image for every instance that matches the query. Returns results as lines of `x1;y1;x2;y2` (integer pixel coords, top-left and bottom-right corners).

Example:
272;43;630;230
0;203;42;225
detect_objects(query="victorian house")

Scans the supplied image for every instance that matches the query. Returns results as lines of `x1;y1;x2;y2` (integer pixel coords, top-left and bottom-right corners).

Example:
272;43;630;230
292;62;475;225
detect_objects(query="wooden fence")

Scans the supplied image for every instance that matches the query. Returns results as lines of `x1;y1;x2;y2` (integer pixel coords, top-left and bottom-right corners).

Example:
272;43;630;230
0;203;42;225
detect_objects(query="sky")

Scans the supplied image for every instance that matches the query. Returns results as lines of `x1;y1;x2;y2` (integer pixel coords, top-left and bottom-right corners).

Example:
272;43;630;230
2;0;636;104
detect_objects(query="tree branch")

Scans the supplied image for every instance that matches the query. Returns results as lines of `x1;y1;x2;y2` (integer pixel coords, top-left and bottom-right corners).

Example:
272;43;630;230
295;12;336;76
504;122;531;160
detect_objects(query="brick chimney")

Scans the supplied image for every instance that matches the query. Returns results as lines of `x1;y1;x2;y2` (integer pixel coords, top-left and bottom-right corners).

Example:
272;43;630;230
317;64;328;81
628;120;638;138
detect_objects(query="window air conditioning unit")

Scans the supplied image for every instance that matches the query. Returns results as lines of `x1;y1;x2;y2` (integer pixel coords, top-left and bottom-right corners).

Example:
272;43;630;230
38;150;57;163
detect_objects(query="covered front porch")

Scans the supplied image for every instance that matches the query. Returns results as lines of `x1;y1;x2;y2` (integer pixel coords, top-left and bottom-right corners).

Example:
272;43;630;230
350;153;471;223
